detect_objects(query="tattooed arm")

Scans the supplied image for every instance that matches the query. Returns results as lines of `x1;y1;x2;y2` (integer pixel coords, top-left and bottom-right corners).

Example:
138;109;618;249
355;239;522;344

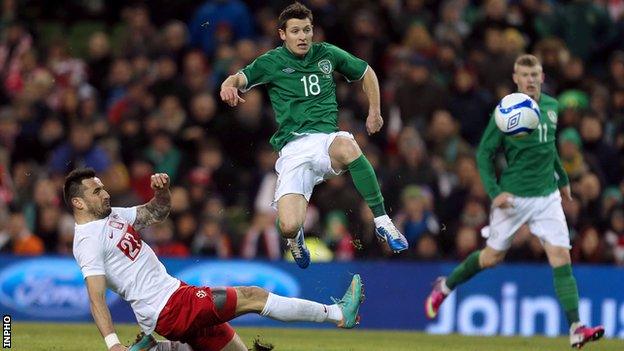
134;173;171;230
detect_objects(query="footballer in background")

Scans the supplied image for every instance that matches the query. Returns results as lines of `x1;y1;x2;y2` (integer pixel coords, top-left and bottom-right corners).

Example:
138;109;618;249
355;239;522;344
425;54;605;349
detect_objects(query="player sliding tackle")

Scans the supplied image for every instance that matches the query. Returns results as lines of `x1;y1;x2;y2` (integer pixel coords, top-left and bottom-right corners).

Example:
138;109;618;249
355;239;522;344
220;1;408;269
424;55;603;349
66;168;363;351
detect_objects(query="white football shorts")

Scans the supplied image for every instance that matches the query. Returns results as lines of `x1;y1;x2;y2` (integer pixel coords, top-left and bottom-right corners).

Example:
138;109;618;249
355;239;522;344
272;131;354;207
481;190;571;250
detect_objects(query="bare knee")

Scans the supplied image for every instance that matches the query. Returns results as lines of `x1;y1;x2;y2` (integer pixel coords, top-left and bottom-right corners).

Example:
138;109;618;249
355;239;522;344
544;243;571;267
479;249;506;268
330;137;361;166
235;286;269;315
278;218;301;238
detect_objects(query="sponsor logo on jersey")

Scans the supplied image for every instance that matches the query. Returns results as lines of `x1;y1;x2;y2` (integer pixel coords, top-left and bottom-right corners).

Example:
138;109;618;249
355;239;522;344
108;221;124;230
282;67;295;74
547;110;557;124
0;258;118;317
196;290;207;298
318;59;332;74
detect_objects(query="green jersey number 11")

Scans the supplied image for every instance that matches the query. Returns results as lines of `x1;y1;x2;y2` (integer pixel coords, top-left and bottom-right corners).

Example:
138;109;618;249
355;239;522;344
300;74;321;97
536;123;548;143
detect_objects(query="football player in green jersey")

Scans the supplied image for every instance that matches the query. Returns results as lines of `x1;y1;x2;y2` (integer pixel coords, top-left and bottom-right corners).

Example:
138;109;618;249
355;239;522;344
220;2;407;269
424;55;604;348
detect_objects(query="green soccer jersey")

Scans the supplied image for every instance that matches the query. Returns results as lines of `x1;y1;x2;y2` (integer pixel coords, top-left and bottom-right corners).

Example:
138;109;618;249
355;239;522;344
239;42;368;151
476;93;569;199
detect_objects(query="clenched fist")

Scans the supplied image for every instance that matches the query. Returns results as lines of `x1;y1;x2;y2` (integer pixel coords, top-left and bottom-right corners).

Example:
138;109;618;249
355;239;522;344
150;173;170;191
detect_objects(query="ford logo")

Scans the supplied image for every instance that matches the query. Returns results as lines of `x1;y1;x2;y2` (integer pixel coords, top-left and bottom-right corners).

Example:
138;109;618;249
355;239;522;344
0;258;118;318
176;262;300;297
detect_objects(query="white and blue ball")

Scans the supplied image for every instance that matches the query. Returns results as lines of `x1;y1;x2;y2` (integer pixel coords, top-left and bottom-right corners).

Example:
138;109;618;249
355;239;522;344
494;93;540;137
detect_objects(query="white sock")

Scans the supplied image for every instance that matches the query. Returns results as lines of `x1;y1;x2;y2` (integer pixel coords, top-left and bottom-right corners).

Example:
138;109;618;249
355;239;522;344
260;293;343;324
373;214;390;226
152;341;193;351
286;228;303;245
440;279;452;295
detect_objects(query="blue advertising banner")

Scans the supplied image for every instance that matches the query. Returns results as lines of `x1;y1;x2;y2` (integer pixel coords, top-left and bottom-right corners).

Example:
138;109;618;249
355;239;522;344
0;256;622;338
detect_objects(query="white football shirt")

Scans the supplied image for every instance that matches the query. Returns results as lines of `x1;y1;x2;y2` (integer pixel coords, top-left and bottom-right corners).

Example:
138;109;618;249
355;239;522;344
73;207;180;333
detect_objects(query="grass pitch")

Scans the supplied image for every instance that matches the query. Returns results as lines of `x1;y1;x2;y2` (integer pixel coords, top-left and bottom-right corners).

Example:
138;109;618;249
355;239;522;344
13;322;622;350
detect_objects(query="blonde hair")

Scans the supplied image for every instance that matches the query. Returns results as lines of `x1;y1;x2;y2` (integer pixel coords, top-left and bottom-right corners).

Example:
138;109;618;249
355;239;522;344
514;54;542;71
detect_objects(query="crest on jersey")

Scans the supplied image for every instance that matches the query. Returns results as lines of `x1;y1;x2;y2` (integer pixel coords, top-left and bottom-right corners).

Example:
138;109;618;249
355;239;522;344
318;59;332;74
547;110;558;124
196;290;207;298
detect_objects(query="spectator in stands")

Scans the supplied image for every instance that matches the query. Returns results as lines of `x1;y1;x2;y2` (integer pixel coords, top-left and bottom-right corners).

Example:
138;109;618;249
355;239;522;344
182;50;212;94
558;128;591;182
1;20;33;101
574;172;603;226
144;130;182;184
448;67;493;145
241;145;280;260
174;210;198;248
605;206;624;265
188;0;254;56
160;20;190;68
572;225;610;264
150;219;190;257
49;121;111;175
426;109;472;171
433;0;469;49
394;185;439;248
323;211;355;262
120;3;158;57
0;205;44;255
415;233;440;261
454;226;479;260
579;112;620;185
394;55;448;130
34;193;62;252
192;217;232;258
86;31;112;96
241;210;281;261
384;127;438;211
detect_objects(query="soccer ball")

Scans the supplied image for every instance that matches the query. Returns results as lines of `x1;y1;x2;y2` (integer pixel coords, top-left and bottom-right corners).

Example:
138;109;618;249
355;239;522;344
494;93;540;136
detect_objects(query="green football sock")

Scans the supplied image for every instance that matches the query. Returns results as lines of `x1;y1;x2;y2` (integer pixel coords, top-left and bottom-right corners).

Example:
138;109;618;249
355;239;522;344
347;154;386;217
446;251;483;290
553;264;580;326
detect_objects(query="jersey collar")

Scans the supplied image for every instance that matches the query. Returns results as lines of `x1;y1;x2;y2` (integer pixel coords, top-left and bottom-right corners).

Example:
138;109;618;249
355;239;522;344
282;42;313;60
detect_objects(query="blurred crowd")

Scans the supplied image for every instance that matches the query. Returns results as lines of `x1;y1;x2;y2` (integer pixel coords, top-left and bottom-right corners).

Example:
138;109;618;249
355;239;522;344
0;0;623;264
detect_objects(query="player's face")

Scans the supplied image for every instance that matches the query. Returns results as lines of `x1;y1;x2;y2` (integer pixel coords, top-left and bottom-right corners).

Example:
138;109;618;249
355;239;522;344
279;18;313;57
80;177;112;219
513;64;544;101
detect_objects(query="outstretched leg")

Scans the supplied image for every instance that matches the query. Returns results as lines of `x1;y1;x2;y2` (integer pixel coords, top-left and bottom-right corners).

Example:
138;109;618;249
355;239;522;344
234;275;364;329
425;246;505;319
329;136;407;252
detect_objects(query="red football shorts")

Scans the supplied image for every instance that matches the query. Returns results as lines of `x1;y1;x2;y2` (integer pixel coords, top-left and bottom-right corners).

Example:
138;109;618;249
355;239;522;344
155;283;238;351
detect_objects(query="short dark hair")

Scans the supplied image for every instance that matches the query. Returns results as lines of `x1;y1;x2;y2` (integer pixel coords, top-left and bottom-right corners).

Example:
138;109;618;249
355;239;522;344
278;2;313;30
63;168;96;209
514;54;541;70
